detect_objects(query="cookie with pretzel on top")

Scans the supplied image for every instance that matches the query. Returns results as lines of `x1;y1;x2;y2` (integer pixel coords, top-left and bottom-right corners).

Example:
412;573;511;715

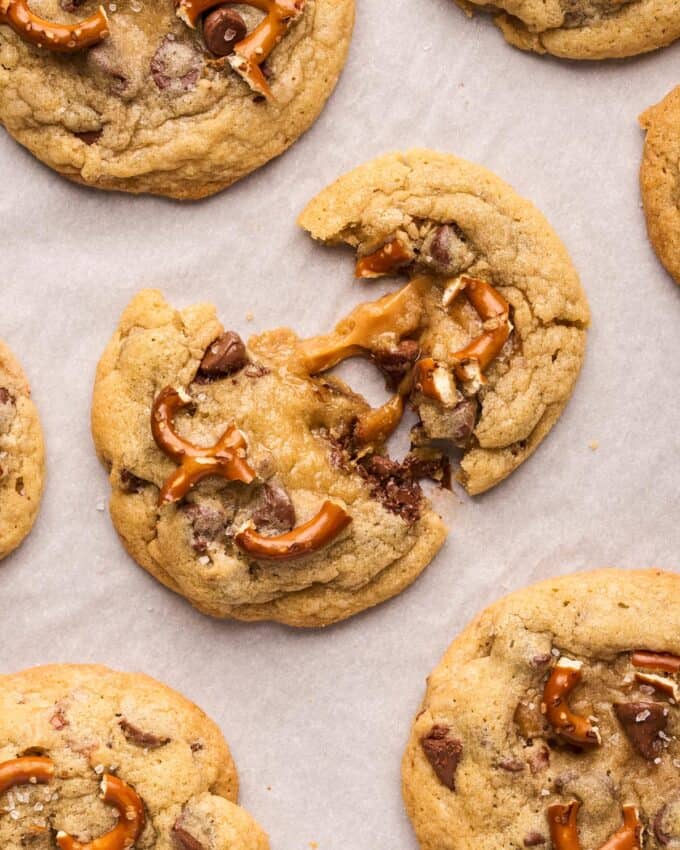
402;569;680;850
0;0;354;198
0;664;268;850
91;150;589;627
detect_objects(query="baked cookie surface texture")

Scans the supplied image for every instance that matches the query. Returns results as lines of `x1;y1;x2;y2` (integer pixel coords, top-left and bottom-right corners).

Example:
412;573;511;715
458;0;680;59
0;0;354;199
0;340;44;561
299;150;590;497
403;568;680;850
0;664;268;849
91;287;448;628
640;86;680;285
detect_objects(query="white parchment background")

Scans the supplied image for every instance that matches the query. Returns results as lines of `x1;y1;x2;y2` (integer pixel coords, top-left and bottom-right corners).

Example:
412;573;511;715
1;1;680;846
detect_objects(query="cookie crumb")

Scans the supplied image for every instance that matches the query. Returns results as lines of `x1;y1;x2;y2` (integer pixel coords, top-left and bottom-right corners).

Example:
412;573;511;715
246;311;254;322
588;440;599;451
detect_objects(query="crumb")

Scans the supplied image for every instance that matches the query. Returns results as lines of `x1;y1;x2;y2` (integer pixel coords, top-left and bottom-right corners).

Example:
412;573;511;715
309;843;318;849
246;311;254;322
588;440;599;451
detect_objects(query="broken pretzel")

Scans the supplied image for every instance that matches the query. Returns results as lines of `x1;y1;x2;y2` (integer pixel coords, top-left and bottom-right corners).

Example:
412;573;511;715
151;386;256;505
0;0;108;52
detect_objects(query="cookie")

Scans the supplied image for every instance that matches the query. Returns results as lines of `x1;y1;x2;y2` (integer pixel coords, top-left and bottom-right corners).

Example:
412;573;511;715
298;149;590;496
458;0;680;59
0;340;44;561
0;0;354;199
0;664;268;850
402;568;680;850
91;289;447;628
640;86;680;286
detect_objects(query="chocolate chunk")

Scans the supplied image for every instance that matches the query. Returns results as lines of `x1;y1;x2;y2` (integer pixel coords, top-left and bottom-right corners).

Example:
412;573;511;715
183;503;229;553
654;798;680;846
49;707;68;730
527;745;550;774
448;398;478;447
172;823;205;850
251;483;296;534
420;224;474;275
202;6;247;56
371;340;420;390
120;469;149;494
357;455;423;525
523;833;547;847
75;130;102;145
420;725;463;791
151;35;201;94
87;41;129;95
614;701;668;760
198;331;247;379
119;718;170;749
497;757;525;772
401;450;450;486
60;0;85;10
0;387;14;405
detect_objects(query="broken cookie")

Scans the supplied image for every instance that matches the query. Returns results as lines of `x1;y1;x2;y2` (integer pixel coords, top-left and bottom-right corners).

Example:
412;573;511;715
456;0;680;60
0;340;44;562
402;569;680;850
0;0;354;198
0;664;269;850
298;149;590;496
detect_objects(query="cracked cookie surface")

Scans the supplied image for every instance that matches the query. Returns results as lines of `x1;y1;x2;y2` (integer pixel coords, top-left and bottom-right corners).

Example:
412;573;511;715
298;149;589;495
0;0;354;199
458;0;680;59
0;340;44;561
91;289;447;628
640;86;680;286
402;569;680;850
0;664;268;849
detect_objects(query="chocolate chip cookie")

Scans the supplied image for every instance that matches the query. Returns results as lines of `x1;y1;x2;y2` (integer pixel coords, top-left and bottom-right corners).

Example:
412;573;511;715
298;149;590;495
640;86;680;286
91;289;447;628
458;0;680;59
402;569;680;850
0;0;354;199
0;340;44;561
0;664;268;849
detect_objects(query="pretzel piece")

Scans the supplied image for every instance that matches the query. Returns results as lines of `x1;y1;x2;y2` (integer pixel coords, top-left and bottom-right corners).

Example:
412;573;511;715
542;657;601;748
355;239;413;279
0;756;54;795
175;0;304;99
235;500;351;560
632;650;680;674
0;0;108;52
56;774;145;850
151;386;256;505
449;276;511;381
549;802;643;850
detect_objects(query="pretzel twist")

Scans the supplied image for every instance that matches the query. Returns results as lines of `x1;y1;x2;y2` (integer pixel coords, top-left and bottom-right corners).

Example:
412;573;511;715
542;657;601;748
151;386;256;505
0;0;108;52
0;756;54;795
449;276;511;380
235;499;351;560
175;0;304;98
548;802;643;850
56;774;145;850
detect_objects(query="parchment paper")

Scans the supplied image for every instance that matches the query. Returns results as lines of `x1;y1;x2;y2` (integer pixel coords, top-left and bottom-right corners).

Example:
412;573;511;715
1;1;680;846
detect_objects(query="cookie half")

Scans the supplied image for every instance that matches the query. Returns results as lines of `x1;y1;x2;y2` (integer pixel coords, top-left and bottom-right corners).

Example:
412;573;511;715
299;149;590;496
0;664;268;849
640;86;680;285
458;0;680;59
0;0;354;199
403;568;680;850
0;340;44;561
91;289;447;628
